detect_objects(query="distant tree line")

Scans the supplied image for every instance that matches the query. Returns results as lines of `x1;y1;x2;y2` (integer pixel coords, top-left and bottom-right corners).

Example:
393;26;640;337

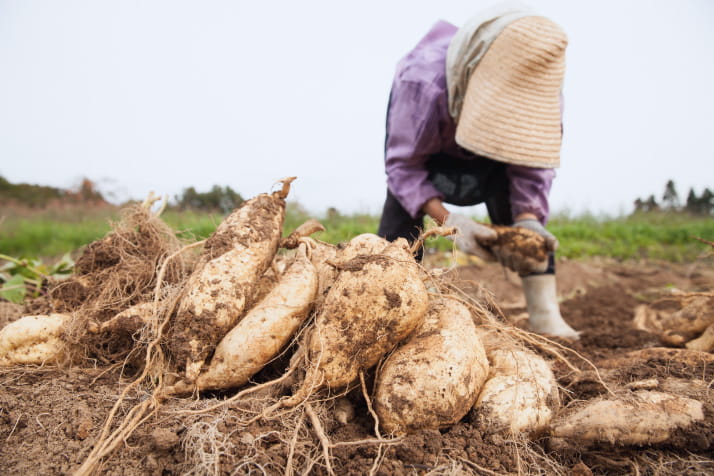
0;175;106;207
174;185;244;213
634;180;713;215
0;175;245;213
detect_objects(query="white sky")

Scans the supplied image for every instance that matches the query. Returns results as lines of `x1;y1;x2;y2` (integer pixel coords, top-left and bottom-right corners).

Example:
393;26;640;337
1;0;713;217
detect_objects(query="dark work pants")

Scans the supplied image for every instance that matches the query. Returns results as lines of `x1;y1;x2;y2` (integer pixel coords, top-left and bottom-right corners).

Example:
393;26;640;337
377;154;555;273
377;155;511;261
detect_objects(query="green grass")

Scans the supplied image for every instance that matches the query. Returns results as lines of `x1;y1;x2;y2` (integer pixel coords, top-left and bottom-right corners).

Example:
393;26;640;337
548;212;714;261
0;205;711;264
0;207;114;259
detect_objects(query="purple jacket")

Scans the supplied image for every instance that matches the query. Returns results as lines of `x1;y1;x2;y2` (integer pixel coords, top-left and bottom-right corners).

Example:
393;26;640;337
384;20;556;224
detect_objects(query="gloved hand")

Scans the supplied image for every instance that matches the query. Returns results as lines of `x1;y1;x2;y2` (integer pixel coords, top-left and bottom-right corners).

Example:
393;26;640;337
513;219;559;252
444;213;497;261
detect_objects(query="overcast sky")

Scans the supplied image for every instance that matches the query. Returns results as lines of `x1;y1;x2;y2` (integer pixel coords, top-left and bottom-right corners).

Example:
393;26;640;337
1;0;713;218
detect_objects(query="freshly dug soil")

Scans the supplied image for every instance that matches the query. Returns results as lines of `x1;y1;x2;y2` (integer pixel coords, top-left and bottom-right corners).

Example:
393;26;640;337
2;256;714;475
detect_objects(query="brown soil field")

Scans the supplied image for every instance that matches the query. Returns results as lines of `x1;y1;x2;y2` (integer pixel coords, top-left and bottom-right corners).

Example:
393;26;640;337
1;256;713;475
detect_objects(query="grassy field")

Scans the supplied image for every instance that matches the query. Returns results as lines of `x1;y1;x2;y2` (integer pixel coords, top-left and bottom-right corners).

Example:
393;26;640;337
0;203;712;264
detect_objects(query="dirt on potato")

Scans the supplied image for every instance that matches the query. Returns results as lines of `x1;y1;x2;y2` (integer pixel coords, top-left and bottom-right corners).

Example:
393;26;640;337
2;255;714;475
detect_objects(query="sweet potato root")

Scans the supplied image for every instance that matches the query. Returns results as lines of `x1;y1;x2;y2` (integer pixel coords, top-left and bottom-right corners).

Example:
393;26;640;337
471;337;560;436
374;296;489;435
549;390;705;449
171;242;318;393
685;323;714;352
484;225;549;275
168;178;294;381
284;236;428;404
633;295;714;346
0;314;70;366
98;302;155;336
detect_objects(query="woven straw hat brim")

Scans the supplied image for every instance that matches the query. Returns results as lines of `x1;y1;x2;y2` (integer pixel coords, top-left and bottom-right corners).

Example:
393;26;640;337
455;16;567;168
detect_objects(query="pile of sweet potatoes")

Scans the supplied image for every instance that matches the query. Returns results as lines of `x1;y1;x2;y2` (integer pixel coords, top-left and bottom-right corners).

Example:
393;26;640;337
1;178;712;459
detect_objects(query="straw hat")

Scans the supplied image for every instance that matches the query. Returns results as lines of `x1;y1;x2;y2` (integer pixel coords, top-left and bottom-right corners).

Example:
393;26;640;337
455;16;567;168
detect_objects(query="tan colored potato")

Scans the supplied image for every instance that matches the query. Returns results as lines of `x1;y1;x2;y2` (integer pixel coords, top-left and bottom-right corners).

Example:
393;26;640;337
184;243;318;391
336;233;390;260
310;233;389;310
598;347;714;369
303;237;428;391
308;239;338;310
685;323;714;352
168;179;294;381
99;302;155;335
374;297;489;435
0;314;69;366
485;225;549;275
472;332;560;436
633;295;714;346
660;295;714;337
550;390;704;448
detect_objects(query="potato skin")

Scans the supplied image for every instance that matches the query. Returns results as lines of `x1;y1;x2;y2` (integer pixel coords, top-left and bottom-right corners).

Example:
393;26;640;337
167;192;285;381
100;302;155;335
633;295;714;346
549;390;705;449
472;345;560;436
193;244;318;391
306;237;428;390
374;297;489;435
168;191;287;381
0;314;69;366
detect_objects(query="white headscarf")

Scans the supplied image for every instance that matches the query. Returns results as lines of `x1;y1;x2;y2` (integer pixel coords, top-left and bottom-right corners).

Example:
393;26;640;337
446;2;536;121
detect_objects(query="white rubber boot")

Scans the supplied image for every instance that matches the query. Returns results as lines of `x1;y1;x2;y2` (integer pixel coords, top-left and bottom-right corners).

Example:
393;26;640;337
521;274;580;339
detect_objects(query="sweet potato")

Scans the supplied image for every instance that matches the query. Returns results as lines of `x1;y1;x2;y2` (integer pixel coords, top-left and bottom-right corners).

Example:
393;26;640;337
98;302;155;335
173;242;318;392
685;323;714;352
336;233;390;260
0;314;70;366
633;295;714;346
309;240;338;309
549;390;705;449
168;178;294;381
597;346;714;370
299;236;428;393
471;332;560;435
309;233;389;310
484;225;549;275
374;296;489;435
279;219;339;309
659;295;714;346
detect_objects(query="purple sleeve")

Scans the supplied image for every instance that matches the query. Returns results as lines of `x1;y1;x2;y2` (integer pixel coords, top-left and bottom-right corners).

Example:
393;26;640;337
506;165;556;225
384;80;445;219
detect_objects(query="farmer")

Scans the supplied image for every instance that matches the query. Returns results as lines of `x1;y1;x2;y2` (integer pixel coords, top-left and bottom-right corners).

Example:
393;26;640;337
377;6;579;338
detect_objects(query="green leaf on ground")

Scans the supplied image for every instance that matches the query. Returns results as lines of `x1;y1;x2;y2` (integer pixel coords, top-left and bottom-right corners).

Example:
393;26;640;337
0;274;27;304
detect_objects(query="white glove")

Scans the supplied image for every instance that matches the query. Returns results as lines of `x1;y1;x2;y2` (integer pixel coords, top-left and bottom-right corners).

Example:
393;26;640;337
514;219;559;252
444;213;497;261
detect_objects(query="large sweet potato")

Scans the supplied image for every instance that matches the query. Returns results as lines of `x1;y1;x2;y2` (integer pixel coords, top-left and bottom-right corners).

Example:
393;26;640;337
374;296;489;435
179;242;318;392
471;331;560;435
168;178;294;381
549;390;705;449
299;236;428;393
